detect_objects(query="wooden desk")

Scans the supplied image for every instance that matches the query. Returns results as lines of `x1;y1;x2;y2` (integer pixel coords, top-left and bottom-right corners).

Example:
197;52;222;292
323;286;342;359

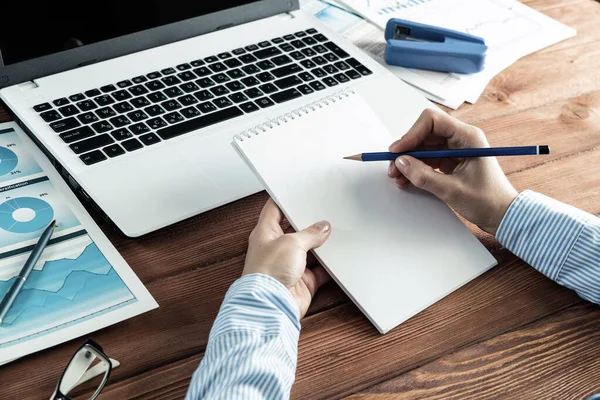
1;1;600;398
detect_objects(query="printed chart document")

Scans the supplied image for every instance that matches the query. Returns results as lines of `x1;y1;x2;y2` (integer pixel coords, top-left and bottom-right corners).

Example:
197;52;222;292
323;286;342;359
0;121;157;364
308;0;575;106
232;89;497;334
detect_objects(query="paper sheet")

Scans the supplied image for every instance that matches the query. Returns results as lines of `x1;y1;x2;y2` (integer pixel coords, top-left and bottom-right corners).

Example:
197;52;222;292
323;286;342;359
335;0;576;103
0;121;157;364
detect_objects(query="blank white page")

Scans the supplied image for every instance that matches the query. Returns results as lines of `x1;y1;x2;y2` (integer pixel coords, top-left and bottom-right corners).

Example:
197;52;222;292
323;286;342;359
233;90;497;333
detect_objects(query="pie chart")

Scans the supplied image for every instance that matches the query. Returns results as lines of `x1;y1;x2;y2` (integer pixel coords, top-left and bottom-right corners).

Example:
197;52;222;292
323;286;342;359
0;146;19;176
0;197;54;233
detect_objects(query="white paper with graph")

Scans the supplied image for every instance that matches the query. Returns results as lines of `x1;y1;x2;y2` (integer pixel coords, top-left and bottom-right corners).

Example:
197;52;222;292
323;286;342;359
0;121;157;364
334;0;576;103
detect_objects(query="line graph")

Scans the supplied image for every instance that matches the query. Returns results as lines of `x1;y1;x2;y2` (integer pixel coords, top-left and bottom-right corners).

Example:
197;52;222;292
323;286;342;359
0;242;136;346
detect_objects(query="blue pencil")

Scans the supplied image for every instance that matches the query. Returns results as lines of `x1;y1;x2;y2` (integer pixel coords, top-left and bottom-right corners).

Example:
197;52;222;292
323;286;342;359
344;145;550;161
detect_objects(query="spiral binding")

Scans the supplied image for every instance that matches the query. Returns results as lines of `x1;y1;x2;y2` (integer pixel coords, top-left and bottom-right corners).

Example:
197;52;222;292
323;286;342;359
233;87;356;142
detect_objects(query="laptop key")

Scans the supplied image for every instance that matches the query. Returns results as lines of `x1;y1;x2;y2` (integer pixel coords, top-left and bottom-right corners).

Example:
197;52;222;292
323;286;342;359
70;134;114;154
280;43;294;52
302;37;317;46
301;48;316;58
111;128;133;140
157;106;244;140
309;81;326;91
193;67;211;77
96;107;116;119
322;77;339;87
147;71;161;80
306;28;318;34
69;93;86;102
294;31;307;38
259;83;278;94
241;76;260;87
226;69;245;80
85;89;102;97
162;75;182;86
257;60;275;70
300;60;316;69
218;52;232;59
80;150;107;165
180;82;199;93
41;110;62;122
53;98;69;107
334;61;351;71
195;90;214;102
34;103;52;112
148;92;168;103
208;62;227;73
228;92;248;103
299;72;315;82
210;85;230;97
256;97;275;108
109;115;131;128
177;71;196;82
77;99;97;111
314;34;328;42
226;81;245;92
212;73;230;84
204;56;219;63
129;123;150;135
297;84;314;95
130;97;150;108
164;87;184;98
291;40;306;49
244;87;263;99
224;58;242;68
59;126;95;143
162;99;182;111
178;94;198;106
95;95;114;106
113;102;133;113
176;63;191;71
190;59;205;67
239;54;257;64
164;111;184;124
181;106;201;118
140;133;161;146
311;67;326;78
324;53;340;63
290;51;305;60
346;69;362;80
131;76;147;84
323;65;339;75
240;101;260;113
77;112;99;124
283;34;295;41
117;80;133;88
113;90;132;101
258;41;270;48
145;105;165;116
101;84;117;93
104;144;125;157
91;121;114;133
312;56;327;66
346;58;373;75
272;64;302;78
50;117;80;133
257;72;275;82
272;37;284;44
313;44;328;54
271;88;302;104
213;97;233;108
254;47;281;59
121;138;143;152
232;48;246;55
145;80;165;91
334;73;350;83
147;117;167;130
129;85;149;96
324;42;350;58
197;102;217;114
241;65;261;75
245;44;259;52
196;78;216;88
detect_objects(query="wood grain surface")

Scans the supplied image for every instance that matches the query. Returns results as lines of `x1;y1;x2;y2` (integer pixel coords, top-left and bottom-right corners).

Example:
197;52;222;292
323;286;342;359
1;1;599;399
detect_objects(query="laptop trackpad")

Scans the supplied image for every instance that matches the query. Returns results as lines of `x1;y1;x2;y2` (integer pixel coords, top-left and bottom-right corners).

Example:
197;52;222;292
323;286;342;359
80;145;224;236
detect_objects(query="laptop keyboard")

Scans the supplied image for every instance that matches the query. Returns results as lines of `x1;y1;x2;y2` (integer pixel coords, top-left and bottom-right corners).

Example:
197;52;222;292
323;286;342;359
31;29;372;166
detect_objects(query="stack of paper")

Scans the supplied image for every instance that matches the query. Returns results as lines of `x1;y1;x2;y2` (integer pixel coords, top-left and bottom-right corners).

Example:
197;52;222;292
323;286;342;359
299;0;575;109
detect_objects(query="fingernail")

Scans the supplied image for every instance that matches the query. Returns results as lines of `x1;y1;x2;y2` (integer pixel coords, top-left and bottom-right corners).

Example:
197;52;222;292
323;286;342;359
314;221;330;233
395;157;409;172
387;162;395;177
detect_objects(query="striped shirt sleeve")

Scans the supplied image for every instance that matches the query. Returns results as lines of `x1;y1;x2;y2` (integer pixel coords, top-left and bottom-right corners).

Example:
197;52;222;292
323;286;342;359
496;190;600;304
185;273;301;400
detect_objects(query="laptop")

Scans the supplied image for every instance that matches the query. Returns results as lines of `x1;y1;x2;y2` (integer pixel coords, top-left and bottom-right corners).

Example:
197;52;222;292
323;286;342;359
0;1;432;237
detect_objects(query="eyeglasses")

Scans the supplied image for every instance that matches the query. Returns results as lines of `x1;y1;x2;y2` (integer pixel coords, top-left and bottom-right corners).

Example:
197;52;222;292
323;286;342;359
50;339;119;400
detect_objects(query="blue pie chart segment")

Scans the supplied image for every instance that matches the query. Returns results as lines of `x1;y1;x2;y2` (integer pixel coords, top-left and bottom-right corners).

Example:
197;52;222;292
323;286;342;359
0;147;18;176
0;197;54;233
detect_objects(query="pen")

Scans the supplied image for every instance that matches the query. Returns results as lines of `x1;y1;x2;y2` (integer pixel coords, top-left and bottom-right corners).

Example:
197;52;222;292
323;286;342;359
344;145;550;161
0;220;56;325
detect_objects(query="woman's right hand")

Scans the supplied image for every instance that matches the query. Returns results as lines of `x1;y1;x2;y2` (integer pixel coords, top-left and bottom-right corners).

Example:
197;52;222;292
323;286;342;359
388;108;519;236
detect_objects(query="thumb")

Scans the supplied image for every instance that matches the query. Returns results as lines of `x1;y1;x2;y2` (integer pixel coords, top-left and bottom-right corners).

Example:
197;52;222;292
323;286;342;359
292;221;331;251
395;156;453;199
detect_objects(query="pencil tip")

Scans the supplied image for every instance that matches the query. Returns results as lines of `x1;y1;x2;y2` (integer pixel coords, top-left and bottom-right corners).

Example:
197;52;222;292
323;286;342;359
343;154;362;161
51;220;56;227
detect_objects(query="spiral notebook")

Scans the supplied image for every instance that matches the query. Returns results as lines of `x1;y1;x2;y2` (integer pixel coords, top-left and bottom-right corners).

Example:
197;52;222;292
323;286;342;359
232;89;497;334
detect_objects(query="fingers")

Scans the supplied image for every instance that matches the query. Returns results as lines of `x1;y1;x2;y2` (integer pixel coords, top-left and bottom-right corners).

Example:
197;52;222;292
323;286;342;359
251;198;284;242
291;220;332;251
302;265;331;298
389;108;485;153
394;156;456;200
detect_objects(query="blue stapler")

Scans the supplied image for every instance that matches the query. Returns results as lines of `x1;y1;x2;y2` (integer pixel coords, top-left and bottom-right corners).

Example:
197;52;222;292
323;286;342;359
384;18;488;74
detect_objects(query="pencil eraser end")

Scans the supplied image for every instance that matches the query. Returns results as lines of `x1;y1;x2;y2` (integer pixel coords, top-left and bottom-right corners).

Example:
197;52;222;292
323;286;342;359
539;145;550;155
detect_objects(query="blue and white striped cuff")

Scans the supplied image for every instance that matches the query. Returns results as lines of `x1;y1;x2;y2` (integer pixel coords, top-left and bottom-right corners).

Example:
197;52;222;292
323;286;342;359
496;190;588;281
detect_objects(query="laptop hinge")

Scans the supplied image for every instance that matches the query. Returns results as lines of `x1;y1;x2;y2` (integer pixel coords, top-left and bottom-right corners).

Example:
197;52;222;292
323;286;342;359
17;81;39;91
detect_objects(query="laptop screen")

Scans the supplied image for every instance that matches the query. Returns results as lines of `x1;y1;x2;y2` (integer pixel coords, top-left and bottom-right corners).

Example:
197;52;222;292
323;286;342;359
0;1;261;67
